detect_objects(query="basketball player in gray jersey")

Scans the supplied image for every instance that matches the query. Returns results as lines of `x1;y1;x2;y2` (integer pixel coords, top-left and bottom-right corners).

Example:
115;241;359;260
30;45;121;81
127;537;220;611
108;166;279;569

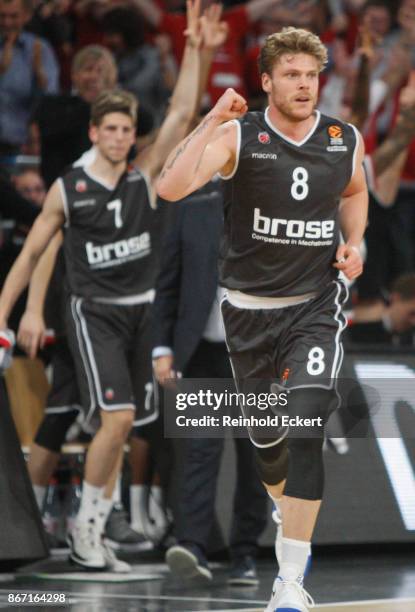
157;27;368;612
0;0;203;571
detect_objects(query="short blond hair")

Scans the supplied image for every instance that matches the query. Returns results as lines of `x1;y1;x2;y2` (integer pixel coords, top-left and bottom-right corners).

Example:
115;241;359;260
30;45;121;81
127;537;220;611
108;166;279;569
259;27;328;76
90;89;138;126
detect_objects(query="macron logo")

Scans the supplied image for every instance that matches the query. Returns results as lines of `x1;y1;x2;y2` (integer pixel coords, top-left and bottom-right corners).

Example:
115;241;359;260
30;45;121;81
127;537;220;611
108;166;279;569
251;152;277;160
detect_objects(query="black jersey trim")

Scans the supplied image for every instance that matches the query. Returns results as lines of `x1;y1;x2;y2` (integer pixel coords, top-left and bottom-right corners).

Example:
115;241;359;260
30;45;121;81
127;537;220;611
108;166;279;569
264;107;321;147
218;119;241;181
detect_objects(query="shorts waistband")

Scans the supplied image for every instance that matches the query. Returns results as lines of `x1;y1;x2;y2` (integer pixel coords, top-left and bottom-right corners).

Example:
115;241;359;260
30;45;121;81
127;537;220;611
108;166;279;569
92;289;155;305
226;289;316;310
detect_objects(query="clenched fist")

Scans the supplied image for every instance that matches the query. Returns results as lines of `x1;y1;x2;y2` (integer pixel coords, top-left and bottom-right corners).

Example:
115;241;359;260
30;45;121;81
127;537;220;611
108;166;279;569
213;88;248;123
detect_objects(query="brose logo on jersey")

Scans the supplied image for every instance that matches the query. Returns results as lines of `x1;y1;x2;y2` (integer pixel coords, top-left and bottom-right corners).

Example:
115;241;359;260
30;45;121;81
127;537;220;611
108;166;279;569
86;232;151;268
253;208;334;242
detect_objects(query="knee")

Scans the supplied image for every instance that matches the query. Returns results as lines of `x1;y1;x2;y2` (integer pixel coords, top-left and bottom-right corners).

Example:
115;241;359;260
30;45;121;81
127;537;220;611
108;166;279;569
285;436;324;500
254;439;288;485
102;410;134;444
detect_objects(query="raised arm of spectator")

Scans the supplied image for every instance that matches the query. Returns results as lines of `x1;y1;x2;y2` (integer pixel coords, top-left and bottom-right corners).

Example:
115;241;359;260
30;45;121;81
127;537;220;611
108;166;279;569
349;26;373;131
17;231;62;358
136;0;202;182
371;75;415;205
0;181;64;329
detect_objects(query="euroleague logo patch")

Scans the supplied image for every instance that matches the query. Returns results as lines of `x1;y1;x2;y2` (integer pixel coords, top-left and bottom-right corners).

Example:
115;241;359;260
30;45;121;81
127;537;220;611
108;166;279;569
327;124;347;152
75;179;87;193
328;125;342;139
258;131;271;145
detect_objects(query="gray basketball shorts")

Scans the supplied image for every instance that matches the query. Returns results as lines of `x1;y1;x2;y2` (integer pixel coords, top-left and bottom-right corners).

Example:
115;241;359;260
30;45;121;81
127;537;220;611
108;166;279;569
221;280;348;444
66;297;158;432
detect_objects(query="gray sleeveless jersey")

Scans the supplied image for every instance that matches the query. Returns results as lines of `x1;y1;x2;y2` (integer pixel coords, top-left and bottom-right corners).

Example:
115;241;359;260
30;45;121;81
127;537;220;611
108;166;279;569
219;109;359;297
60;165;161;299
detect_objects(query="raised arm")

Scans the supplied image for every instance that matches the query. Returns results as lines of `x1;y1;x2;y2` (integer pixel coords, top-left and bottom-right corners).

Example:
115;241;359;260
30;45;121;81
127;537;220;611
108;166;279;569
0;180;65;329
333;133;368;281
372;76;415;205
157;88;246;201
136;0;202;182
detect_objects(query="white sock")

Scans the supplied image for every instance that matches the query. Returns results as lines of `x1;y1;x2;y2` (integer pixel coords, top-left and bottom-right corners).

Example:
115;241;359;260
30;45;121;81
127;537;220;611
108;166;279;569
96;496;113;534
76;481;105;526
267;491;282;519
149;486;166;529
33;485;47;511
130;485;148;531
279;537;311;581
112;475;122;508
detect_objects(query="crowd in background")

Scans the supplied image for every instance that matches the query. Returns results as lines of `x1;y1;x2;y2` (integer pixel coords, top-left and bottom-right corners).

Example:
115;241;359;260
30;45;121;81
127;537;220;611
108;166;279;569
1;0;415;306
2;0;415;550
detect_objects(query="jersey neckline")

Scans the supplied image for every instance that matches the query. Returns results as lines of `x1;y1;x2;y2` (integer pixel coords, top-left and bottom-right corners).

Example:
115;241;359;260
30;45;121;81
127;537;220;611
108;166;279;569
83;166;115;191
264;107;321;147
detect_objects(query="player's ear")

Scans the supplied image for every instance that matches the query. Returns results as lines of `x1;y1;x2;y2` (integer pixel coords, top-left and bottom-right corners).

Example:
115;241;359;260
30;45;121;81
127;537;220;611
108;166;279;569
261;72;272;94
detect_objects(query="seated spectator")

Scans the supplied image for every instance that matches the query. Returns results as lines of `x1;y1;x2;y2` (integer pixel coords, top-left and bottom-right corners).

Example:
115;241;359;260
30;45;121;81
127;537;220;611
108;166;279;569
13;167;46;207
346;274;415;345
32;44;117;185
101;6;173;119
0;0;59;155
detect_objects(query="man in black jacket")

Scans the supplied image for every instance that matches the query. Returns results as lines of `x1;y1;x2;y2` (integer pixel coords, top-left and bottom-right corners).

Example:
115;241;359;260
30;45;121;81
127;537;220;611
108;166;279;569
153;179;267;585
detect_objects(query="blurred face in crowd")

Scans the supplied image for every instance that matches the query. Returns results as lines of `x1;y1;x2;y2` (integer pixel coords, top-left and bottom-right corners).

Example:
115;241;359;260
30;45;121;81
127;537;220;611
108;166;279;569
262;53;319;122
362;5;392;39
102;32;125;55
72;57;116;104
389;294;415;333
89;113;135;165
0;0;30;37
14;170;46;208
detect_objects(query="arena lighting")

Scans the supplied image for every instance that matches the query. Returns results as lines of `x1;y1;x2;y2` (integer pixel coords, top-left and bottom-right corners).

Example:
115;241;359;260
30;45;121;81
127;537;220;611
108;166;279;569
354;362;415;531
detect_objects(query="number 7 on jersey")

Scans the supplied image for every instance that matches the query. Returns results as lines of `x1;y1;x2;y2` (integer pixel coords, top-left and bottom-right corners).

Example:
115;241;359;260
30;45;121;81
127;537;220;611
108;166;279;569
107;199;123;228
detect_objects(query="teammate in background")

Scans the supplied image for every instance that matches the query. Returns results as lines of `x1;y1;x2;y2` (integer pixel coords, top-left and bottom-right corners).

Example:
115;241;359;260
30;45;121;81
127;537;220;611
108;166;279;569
157;27;368;612
0;0;202;572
